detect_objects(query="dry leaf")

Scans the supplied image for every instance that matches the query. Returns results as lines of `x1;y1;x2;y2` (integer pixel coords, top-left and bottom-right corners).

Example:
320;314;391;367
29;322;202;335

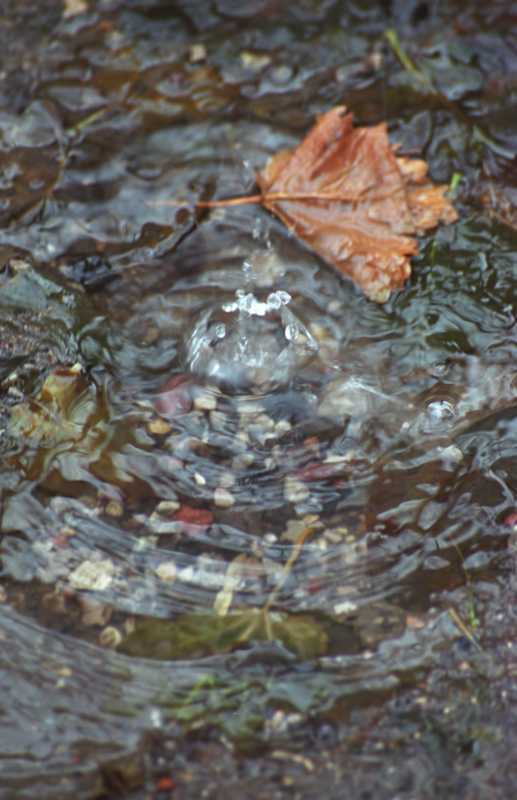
256;106;457;302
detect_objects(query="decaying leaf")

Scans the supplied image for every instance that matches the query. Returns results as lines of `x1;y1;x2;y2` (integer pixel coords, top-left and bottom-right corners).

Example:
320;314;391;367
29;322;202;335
256;106;457;302
120;609;328;660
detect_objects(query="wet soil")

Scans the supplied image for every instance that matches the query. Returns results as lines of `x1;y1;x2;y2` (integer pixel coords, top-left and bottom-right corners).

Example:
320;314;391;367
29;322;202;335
0;1;517;798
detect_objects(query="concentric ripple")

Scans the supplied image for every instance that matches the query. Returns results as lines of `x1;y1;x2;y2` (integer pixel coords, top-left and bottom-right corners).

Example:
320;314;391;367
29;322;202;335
3;219;515;647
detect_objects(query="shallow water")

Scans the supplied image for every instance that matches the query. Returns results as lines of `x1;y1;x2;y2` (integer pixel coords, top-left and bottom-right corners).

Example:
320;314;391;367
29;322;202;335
0;1;517;797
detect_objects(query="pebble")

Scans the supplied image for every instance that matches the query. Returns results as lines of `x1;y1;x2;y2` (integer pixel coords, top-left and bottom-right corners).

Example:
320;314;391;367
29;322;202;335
69;559;114;591
275;419;292;435
105;500;123;518
193;392;217;412
324;453;352;464
99;626;123;648
147;417;172;435
214;487;235;508
240;50;271;70
155;499;180;515
194;472;206;486
284;476;310;504
255;413;275;430
189;43;206;63
327;299;343;314
155;561;177;582
334;600;357;615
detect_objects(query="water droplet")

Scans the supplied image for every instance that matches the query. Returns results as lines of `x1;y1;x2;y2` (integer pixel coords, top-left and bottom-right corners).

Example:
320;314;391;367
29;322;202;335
267;290;291;309
284;323;297;341
421;399;456;434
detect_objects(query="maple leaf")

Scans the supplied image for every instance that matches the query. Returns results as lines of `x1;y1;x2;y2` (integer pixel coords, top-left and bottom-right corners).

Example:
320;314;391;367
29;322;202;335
157;105;457;302
256;106;457;302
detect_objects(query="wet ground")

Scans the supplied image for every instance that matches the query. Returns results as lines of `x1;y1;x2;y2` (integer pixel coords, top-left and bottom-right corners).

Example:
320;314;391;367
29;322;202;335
0;1;517;797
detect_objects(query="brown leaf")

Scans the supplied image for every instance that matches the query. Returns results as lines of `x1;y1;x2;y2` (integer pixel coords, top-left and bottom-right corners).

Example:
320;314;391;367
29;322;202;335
256;106;457;302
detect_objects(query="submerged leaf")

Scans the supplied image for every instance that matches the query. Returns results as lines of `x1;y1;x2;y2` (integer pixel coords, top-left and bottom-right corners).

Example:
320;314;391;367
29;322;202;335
256;106;457;302
120;609;328;660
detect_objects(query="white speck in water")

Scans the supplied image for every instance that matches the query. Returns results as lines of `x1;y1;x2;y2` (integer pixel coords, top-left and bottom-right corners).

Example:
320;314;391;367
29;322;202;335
149;708;163;728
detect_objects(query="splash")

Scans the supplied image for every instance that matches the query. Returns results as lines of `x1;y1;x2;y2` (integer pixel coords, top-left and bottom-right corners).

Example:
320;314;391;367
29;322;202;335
185;288;319;392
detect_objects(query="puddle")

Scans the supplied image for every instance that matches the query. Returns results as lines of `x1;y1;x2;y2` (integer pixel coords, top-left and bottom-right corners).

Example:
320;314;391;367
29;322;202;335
0;1;516;797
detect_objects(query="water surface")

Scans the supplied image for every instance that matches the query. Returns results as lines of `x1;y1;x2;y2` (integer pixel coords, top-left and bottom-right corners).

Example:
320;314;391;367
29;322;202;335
0;1;516;797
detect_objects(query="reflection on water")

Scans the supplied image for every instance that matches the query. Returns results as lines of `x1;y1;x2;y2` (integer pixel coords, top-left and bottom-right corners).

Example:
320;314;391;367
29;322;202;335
0;0;516;794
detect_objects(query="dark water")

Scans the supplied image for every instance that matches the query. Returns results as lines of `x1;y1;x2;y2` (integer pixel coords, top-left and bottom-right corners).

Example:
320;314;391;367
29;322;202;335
0;1;516;797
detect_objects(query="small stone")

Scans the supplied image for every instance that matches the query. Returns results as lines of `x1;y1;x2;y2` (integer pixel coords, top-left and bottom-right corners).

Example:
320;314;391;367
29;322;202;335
323;453;352;464
59;525;77;538
194;392;217;412
147;518;177;535
255;414;275;430
438;444;463;465
327;299;343;314
99;626;122;648
189;43;207;63
334;600;357;615
156;561;177;582
63;0;88;18
284;476;310;504
148;417;172;435
214;487;235;508
275;419;292;435
105;500;123;518
155;499;180;515
69;559;114;591
240;50;271;70
194;472;206;486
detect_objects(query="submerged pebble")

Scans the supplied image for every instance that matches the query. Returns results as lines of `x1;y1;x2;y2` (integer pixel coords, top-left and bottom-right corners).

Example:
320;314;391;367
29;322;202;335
155;561;177;582
284;476;310;504
214;486;235;508
193;391;218;412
